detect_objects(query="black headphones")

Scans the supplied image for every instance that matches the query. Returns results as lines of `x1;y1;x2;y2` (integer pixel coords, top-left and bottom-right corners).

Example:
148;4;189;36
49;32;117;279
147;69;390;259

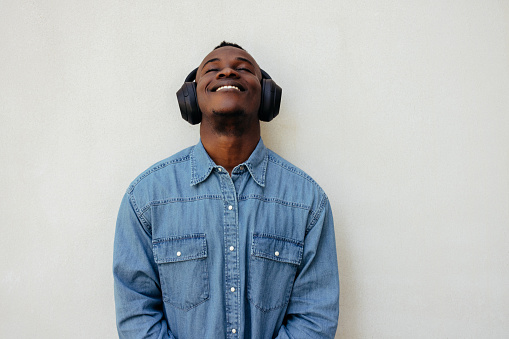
176;67;282;125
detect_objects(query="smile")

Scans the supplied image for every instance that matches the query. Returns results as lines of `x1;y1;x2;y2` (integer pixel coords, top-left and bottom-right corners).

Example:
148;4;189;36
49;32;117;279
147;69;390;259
215;85;241;92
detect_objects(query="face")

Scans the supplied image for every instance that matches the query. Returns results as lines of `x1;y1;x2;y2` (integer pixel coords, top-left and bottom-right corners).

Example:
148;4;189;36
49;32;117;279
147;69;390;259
195;46;262;120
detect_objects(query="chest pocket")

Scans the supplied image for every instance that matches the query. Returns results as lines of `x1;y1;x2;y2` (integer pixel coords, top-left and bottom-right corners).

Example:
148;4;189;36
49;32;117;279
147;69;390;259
153;234;209;311
248;233;303;312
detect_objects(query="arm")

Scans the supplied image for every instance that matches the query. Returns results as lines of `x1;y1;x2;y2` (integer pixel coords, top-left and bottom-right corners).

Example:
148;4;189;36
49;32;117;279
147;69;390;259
276;195;340;339
113;193;174;339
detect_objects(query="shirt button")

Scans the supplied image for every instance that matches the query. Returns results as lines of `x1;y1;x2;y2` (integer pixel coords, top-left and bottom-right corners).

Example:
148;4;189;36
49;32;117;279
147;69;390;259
229;246;235;251
176;251;181;257
217;168;222;172
228;205;233;210
232;329;236;334
239;165;244;170
275;251;280;257
230;287;235;292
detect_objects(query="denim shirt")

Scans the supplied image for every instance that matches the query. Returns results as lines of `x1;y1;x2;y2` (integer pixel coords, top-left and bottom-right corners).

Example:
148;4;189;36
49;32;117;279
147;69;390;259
113;139;339;339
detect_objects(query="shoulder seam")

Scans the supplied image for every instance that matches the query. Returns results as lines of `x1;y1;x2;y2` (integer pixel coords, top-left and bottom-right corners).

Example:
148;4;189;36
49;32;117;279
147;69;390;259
126;154;190;194
306;192;329;233
127;191;152;234
267;153;322;191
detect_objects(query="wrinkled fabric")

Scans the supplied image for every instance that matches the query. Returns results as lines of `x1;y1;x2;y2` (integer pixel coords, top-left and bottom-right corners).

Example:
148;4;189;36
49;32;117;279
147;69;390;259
114;138;339;339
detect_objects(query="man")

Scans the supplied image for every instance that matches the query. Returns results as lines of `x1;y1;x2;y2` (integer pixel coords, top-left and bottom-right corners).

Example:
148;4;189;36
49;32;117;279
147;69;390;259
113;42;339;338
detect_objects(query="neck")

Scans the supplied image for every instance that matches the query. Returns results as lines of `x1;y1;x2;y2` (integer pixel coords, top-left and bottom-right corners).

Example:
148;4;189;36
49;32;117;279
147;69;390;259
200;121;260;175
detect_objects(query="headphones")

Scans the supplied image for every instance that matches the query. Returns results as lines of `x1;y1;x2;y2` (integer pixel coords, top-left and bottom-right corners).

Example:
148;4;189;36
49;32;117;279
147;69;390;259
176;67;282;125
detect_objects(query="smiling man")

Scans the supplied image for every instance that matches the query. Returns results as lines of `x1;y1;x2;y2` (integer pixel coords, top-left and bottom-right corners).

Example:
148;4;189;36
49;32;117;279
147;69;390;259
113;42;339;338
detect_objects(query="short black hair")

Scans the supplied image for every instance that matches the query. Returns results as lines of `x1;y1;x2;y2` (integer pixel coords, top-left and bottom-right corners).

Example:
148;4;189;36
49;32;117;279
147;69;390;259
214;41;245;51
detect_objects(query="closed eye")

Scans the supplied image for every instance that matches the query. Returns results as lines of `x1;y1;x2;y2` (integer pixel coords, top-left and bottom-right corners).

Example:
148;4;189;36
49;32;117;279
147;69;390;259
237;68;253;73
205;68;218;73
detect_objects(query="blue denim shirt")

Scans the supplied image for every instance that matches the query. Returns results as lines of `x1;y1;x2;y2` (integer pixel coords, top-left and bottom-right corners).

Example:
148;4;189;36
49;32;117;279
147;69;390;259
113;139;339;338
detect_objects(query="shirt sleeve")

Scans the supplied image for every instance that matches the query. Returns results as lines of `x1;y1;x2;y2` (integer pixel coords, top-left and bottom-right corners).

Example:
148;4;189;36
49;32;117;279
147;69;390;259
113;193;174;339
275;194;340;339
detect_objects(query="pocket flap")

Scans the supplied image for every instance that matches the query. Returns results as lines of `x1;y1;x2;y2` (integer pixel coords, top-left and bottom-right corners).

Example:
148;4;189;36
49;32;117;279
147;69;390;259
251;233;303;265
153;234;207;263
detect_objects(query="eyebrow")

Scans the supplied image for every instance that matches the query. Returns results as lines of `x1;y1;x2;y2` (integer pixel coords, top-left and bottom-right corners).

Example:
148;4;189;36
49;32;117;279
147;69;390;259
202;57;255;69
202;58;220;68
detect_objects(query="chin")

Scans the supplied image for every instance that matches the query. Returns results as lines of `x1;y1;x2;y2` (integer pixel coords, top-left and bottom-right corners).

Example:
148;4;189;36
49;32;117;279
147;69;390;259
212;109;245;117
208;109;256;137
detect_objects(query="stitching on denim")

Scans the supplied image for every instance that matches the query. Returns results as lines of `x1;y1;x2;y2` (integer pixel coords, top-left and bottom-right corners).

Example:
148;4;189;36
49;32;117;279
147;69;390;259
251;252;302;265
190;145;215;186
247;289;293;313
267;152;322;190
247;252;297;312
253;233;304;246
127;155;190;194
260;152;268;184
153;233;206;244
306;193;328;233
247;151;268;186
164;292;210;312
190;146;196;182
243;144;268;187
153;234;207;263
139;195;223;214
128;192;152;233
159;245;210;311
191;166;214;185
252;233;303;265
238;194;311;211
155;252;207;263
246;163;264;187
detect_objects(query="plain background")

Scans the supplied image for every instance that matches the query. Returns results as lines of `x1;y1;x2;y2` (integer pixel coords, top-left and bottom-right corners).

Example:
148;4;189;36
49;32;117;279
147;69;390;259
1;1;508;338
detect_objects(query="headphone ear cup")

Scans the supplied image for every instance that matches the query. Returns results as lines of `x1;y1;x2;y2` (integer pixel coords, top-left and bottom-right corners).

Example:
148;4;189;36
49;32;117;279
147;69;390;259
259;78;282;122
176;82;201;125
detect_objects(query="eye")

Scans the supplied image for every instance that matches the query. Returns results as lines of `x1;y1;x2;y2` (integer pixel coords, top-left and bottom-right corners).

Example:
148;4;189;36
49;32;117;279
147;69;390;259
237;67;253;74
205;68;218;74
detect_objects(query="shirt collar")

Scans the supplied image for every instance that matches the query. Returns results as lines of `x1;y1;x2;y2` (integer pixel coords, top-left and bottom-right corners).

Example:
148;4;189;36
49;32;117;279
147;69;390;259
190;138;268;187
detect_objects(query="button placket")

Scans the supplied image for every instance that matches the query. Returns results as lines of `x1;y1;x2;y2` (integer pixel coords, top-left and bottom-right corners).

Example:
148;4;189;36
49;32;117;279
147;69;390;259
219;171;240;338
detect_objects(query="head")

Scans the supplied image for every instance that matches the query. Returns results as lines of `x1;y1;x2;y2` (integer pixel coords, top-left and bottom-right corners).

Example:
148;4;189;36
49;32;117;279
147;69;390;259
176;42;282;134
195;42;263;137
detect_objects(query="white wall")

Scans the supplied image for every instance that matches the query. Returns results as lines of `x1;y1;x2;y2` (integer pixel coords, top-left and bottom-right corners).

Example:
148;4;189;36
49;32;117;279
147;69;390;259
1;1;508;338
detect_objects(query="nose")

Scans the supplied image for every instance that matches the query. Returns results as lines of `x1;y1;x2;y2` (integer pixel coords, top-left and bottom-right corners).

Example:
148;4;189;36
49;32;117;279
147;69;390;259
217;67;239;79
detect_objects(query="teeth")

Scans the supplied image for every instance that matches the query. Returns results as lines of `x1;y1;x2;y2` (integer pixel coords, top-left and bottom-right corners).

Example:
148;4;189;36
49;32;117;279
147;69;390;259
216;85;240;92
